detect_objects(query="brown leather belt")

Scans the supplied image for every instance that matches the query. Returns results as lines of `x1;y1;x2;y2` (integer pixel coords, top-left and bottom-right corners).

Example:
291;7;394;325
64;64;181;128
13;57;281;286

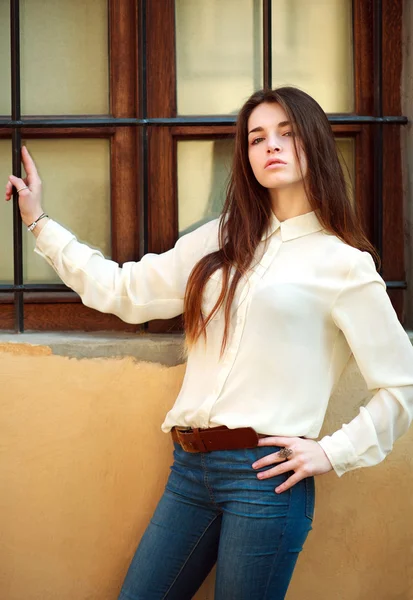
171;425;262;453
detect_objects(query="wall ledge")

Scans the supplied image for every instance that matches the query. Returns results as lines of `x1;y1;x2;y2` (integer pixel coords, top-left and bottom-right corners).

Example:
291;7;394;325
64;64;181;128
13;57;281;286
0;330;412;367
0;331;185;366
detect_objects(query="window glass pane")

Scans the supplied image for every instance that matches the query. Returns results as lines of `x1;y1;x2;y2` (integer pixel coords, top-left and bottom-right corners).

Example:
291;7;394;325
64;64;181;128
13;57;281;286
176;0;263;115
178;137;355;236
20;0;109;115
0;3;11;115
0;141;13;283
177;139;234;235
272;0;354;113
336;137;355;200
23;139;111;283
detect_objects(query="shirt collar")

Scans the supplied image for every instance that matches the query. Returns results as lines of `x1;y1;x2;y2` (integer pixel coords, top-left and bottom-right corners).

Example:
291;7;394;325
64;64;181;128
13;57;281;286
261;210;324;242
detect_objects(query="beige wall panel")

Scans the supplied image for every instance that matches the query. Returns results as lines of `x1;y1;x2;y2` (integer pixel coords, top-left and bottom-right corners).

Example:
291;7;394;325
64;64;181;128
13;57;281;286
1;345;413;599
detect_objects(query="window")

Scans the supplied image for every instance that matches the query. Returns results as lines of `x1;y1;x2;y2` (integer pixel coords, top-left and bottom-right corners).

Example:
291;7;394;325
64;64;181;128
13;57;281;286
0;0;407;333
1;0;140;331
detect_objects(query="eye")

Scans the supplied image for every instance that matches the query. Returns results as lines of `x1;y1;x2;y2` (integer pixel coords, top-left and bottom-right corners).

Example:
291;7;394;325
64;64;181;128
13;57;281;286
251;137;264;145
283;131;293;137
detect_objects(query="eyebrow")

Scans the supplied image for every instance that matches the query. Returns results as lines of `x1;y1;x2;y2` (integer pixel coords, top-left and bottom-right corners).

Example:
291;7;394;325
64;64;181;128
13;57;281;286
248;120;291;135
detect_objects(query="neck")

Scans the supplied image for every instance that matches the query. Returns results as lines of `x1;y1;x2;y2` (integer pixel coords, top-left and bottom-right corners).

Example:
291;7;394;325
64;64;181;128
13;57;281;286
269;182;312;222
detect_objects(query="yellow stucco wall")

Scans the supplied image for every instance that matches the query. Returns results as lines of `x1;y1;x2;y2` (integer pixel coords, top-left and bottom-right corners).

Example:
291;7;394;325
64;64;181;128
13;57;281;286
1;343;413;600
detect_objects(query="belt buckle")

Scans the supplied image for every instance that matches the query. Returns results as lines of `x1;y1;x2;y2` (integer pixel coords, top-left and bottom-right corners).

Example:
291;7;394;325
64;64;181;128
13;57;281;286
176;428;198;453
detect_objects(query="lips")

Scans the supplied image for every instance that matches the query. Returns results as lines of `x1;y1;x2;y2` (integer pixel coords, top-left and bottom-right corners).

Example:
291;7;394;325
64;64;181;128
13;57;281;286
265;158;287;169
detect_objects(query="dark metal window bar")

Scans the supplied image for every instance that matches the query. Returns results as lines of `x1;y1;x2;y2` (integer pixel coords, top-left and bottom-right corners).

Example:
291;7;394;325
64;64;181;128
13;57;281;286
2;0;407;333
373;0;384;262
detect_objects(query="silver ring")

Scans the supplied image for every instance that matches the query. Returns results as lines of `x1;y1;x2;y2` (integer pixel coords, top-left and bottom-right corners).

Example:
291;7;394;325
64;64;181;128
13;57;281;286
16;186;29;193
278;447;293;460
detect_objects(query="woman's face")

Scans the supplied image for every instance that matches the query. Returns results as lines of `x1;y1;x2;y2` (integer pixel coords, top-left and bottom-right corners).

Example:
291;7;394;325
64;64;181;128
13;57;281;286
247;102;307;190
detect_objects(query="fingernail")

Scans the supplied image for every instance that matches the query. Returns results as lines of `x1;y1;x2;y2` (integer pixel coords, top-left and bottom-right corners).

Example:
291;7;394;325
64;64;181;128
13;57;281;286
257;473;264;479
252;462;258;469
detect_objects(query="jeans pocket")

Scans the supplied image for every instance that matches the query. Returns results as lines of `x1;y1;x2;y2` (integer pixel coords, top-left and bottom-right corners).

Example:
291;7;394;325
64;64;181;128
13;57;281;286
243;445;282;467
243;446;293;491
304;476;315;520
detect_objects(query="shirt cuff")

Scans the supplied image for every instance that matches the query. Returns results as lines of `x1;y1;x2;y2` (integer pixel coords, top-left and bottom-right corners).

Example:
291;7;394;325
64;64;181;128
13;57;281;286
34;220;76;262
318;430;359;477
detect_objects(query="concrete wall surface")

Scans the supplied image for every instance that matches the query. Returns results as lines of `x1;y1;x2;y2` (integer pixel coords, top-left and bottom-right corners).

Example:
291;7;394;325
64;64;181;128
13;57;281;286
1;340;413;600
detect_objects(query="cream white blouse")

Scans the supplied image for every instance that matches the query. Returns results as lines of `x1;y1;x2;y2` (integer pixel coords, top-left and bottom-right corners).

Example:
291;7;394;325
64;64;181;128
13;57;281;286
34;211;413;477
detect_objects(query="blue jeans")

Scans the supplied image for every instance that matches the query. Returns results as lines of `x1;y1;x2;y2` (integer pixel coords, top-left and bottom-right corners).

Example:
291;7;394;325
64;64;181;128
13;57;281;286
119;443;314;600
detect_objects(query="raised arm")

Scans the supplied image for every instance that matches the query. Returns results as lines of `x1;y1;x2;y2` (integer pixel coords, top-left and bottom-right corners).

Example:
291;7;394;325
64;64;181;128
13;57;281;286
5;147;220;324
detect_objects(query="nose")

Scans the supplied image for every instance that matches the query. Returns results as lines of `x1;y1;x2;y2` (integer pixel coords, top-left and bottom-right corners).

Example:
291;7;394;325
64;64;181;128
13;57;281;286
267;142;281;153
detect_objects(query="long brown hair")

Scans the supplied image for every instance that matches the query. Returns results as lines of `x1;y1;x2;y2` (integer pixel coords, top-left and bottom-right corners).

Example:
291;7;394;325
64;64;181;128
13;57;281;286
184;87;378;352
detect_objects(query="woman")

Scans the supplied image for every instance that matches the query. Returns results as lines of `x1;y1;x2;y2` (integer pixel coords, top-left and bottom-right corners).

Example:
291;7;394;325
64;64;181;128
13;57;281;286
5;87;413;600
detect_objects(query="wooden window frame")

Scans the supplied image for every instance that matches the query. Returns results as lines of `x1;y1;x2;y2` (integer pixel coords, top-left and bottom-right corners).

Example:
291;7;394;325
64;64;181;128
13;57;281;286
0;0;406;332
146;0;406;333
0;0;141;331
